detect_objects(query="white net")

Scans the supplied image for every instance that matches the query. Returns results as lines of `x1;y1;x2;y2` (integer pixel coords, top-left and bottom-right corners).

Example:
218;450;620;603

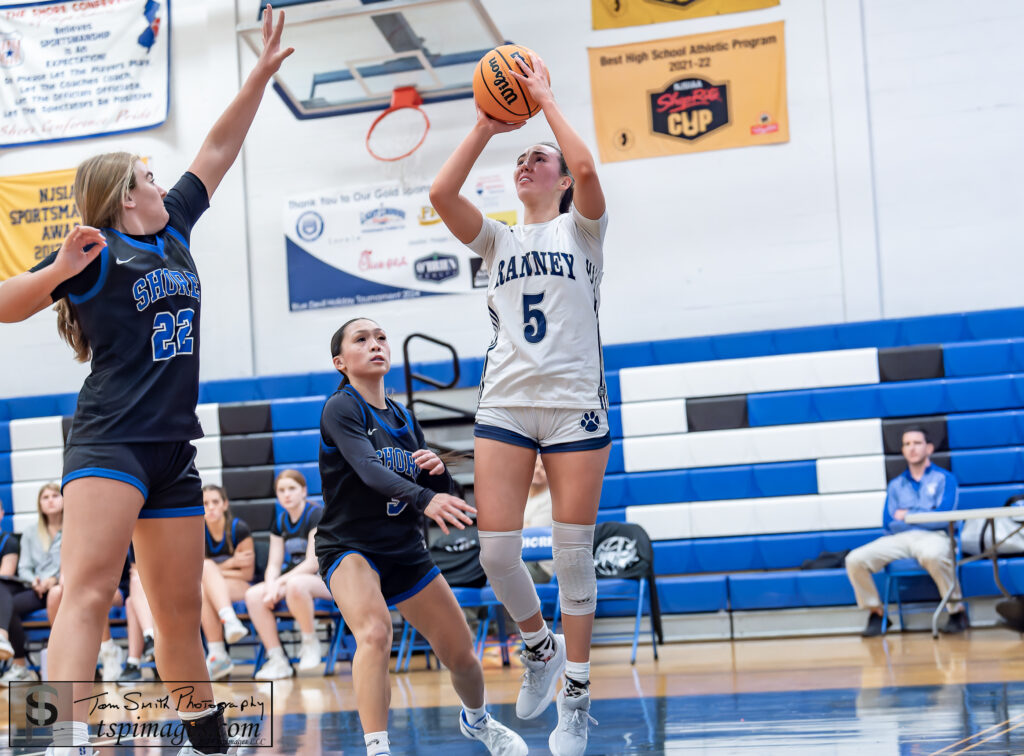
366;106;431;191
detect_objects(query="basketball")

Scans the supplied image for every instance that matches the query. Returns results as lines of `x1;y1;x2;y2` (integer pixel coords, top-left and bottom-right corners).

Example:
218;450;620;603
473;44;549;123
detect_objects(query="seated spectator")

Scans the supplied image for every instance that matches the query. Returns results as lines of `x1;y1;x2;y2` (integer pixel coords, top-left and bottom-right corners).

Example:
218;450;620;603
523;457;554;583
845;428;967;637
120;552;156;684
201;484;255;681
245;470;330;680
0;483;62;684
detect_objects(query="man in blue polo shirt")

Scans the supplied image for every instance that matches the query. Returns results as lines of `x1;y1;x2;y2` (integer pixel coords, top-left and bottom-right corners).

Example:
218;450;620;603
845;427;967;637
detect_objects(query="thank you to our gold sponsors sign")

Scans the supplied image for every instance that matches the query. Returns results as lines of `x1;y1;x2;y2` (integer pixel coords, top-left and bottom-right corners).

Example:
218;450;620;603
588;21;788;162
593;0;779;30
0;166;78;280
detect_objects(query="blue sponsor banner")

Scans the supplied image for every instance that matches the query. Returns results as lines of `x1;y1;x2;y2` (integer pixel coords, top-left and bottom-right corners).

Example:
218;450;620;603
284;174;517;311
0;0;170;147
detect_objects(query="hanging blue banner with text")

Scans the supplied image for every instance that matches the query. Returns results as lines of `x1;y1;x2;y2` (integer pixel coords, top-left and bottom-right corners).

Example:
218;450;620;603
0;0;170;147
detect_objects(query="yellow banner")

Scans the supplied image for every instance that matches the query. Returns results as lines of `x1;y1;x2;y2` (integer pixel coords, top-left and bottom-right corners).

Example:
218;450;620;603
0;168;78;280
593;0;779;30
588;21;788;163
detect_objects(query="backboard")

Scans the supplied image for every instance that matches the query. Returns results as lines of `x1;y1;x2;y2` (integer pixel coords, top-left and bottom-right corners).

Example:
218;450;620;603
238;0;506;119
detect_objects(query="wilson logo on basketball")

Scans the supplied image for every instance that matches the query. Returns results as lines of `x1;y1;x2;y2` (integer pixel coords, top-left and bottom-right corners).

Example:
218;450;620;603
649;77;729;141
487;55;519;106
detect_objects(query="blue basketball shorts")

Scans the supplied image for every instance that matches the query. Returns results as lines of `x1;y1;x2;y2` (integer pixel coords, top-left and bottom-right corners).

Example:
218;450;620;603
62;441;204;519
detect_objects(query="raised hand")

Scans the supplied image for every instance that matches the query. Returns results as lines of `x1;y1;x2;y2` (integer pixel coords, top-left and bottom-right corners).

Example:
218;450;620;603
509;52;554;110
54;225;106;278
424;494;477;535
475;104;527;135
257;4;294;76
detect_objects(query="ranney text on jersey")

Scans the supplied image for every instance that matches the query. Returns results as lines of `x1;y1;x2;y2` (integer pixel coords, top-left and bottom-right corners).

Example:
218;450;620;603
467;204;609;410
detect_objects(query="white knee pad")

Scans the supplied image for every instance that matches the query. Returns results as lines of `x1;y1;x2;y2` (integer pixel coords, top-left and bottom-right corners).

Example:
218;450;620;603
478;530;541;623
552;521;596;616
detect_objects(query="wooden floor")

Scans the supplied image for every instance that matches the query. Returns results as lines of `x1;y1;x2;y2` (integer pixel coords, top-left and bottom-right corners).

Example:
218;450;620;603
5;629;1024;754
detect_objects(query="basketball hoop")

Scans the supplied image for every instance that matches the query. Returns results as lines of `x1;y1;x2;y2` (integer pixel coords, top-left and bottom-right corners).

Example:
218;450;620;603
365;86;431;162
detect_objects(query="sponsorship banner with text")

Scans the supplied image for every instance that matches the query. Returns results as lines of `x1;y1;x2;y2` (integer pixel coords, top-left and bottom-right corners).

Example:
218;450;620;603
0;166;77;280
593;0;778;30
0;0;169;147
284;173;517;312
588;21;788;163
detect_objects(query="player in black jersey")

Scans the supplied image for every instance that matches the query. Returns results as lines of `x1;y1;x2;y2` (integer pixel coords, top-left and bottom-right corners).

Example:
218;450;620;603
0;8;293;755
200;484;254;681
317;317;527;756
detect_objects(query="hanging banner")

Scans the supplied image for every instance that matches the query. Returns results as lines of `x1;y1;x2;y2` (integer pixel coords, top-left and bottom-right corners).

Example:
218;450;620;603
0;0;170;148
588;21;788;163
0;166;78;280
593;0;778;30
284;173;517;312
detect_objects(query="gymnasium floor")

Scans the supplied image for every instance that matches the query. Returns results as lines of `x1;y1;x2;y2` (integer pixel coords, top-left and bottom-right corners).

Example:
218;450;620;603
7;629;1023;755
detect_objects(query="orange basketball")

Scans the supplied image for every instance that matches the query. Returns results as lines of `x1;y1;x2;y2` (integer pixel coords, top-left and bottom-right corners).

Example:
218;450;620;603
473;44;549;123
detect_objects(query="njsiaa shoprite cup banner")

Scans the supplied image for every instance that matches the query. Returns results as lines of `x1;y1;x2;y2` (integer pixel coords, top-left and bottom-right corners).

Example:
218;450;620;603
0;0;170;147
588;21;788;163
284;173;518;311
592;0;778;31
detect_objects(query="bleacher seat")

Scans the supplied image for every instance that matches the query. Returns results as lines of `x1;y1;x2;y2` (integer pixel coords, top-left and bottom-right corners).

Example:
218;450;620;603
7;307;1024;650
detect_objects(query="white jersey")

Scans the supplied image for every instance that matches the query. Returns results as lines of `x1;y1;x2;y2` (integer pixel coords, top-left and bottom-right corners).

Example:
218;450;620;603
467;204;608;410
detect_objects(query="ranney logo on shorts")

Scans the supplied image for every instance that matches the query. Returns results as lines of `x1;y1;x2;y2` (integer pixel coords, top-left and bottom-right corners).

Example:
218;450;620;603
650;77;729;141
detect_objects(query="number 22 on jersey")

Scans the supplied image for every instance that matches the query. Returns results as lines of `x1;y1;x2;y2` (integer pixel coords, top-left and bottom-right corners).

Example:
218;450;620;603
151;308;195;361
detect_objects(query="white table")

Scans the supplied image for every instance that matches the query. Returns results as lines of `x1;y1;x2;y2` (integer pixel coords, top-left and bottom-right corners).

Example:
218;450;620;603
904;507;1024;636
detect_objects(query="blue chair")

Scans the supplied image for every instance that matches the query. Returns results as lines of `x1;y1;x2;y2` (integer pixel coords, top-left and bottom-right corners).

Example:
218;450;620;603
880;534;964;637
591;522;662;664
245;598;353;675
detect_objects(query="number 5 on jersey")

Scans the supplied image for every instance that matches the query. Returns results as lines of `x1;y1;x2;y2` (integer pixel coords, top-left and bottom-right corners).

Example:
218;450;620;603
152;309;195;361
523;292;546;343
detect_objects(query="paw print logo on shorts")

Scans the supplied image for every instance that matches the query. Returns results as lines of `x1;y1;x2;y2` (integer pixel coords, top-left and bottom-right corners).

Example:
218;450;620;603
580;411;601;433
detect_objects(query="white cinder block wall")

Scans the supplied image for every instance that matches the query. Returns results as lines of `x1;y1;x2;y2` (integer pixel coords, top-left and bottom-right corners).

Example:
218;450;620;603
0;0;1020;397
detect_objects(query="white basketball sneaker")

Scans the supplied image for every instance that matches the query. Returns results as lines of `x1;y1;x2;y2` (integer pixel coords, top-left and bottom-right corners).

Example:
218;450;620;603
459;711;528;756
549;685;597;756
515;632;565;720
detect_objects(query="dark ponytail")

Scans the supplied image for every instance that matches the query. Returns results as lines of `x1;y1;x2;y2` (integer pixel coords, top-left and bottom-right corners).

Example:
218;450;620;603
539;142;574;214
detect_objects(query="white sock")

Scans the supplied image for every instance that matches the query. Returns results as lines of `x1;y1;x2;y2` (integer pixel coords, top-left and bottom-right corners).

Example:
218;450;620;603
364;730;390;755
126;656;140;667
100;638;117;652
462;701;487;726
565;660;590;686
208;641;227;658
301;632;317;645
520;623;549;649
53;721;91;746
268;646;287;662
218;606;238;623
178;705;218;721
143;629;155;641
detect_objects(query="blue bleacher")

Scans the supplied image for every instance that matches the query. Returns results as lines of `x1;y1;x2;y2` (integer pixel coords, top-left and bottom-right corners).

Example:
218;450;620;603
7;306;1024;632
748;375;1024;427
600;461;818;510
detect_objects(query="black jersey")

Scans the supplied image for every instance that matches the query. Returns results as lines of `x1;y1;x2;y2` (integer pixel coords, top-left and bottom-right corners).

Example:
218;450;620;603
205;517;252;563
0;531;19;561
316;386;454;557
271;501;322;573
31;173;209;444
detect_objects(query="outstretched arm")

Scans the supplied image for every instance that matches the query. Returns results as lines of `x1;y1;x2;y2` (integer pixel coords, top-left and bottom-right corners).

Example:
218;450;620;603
0;225;106;323
512;53;605;220
187;4;294;199
429;107;524;244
